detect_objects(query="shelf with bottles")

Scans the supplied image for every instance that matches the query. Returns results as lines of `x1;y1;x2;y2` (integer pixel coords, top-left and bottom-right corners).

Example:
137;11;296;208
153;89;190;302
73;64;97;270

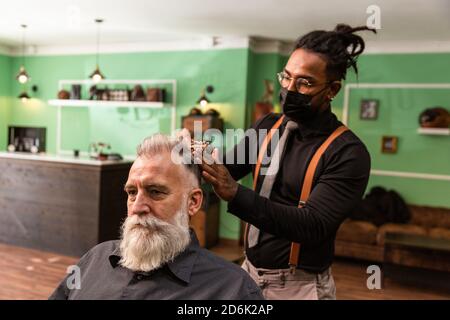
48;79;176;109
50;79;177;155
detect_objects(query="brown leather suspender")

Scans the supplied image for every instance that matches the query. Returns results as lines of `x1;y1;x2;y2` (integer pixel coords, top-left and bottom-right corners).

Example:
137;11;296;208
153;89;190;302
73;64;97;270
246;114;349;274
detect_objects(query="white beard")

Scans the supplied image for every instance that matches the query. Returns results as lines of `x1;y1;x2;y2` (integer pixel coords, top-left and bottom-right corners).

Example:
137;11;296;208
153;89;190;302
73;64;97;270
119;204;191;272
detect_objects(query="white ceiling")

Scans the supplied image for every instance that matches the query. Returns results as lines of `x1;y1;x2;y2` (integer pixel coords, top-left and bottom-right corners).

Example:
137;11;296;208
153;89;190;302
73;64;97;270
0;0;449;53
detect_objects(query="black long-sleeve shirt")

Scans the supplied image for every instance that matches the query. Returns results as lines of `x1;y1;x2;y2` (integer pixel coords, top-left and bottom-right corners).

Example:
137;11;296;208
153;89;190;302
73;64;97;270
225;108;371;273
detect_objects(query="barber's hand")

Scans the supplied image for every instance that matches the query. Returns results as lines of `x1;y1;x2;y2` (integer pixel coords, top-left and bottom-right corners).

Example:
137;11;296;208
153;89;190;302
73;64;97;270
197;148;238;202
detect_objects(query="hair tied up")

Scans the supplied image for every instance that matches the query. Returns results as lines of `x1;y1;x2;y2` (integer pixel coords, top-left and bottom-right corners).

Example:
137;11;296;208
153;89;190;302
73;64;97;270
334;23;377;35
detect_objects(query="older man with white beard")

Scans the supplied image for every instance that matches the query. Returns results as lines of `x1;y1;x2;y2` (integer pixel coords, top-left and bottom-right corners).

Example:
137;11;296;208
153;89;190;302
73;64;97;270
49;134;263;300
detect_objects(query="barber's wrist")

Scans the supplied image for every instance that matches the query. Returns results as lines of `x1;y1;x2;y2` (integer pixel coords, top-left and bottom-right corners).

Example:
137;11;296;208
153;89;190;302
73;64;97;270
227;184;253;219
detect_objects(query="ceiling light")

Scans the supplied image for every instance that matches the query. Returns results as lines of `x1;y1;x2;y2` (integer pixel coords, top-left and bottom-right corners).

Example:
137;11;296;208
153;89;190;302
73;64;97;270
89;18;105;83
197;85;214;107
16;24;30;84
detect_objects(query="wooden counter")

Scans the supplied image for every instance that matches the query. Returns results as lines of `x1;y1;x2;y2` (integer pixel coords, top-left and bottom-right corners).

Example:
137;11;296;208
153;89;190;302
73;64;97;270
0;152;133;256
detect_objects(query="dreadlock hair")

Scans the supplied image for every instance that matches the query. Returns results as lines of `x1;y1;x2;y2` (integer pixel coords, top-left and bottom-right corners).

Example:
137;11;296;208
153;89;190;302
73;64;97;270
294;24;377;80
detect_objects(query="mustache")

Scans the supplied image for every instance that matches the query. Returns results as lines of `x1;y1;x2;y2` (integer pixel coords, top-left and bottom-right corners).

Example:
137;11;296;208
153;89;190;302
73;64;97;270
125;214;171;230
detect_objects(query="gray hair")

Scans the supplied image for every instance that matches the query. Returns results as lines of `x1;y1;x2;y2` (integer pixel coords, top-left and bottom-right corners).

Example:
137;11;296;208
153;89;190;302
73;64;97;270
137;134;201;187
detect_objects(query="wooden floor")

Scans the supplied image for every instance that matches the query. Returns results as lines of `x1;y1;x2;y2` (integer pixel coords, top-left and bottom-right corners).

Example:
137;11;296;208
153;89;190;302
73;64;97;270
1;242;449;300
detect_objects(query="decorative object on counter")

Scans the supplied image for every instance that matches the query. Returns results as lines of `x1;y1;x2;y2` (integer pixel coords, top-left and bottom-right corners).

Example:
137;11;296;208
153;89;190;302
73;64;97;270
70;84;82;99
197;85;214;107
88;142;111;160
89;18;106;83
58;89;71;99
73;149;80;158
419;107;450;128
7;144;15;152
360;99;379;120
381;136;398;154
253;79;274;123
107;153;123;160
16;24;30;84
147;88;166;102
8;126;46;153
130;85;146;101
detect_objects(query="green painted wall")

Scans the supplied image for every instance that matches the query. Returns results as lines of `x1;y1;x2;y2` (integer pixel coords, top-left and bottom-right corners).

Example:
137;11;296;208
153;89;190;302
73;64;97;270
0;54;12;151
245;51;288;128
9;49;249;155
7;49;250;240
332;53;450;207
2;49;450;242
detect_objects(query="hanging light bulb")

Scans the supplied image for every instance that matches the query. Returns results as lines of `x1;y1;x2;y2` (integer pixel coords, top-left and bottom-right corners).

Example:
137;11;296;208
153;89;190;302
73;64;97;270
198;93;210;107
16;24;30;84
18;90;30;102
89;19;105;82
89;65;105;83
16;66;30;84
197;85;214;107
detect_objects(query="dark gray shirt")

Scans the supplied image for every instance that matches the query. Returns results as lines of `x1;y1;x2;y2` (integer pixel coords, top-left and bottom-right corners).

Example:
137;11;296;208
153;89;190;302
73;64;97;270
49;231;263;300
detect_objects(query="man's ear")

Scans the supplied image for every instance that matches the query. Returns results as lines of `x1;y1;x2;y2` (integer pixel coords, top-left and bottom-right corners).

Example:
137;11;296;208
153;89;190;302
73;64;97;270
328;81;341;100
187;188;203;217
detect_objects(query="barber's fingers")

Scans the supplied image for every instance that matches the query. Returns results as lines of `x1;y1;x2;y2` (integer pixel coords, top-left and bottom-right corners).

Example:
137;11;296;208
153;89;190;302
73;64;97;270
202;170;218;185
201;161;219;177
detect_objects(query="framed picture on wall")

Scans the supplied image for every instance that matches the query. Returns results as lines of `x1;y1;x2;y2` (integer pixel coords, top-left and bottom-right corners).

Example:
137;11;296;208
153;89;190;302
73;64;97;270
360;99;379;120
381;136;398;154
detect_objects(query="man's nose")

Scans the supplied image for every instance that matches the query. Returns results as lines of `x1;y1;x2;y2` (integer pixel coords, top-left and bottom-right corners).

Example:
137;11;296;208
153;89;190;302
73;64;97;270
287;78;297;92
128;192;151;216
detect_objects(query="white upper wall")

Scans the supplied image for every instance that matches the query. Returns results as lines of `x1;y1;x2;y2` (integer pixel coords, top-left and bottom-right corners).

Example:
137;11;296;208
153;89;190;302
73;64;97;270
0;0;449;55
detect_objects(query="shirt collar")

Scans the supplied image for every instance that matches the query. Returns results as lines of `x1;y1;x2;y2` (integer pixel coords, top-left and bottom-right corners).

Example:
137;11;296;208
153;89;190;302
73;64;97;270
283;104;340;139
109;229;200;284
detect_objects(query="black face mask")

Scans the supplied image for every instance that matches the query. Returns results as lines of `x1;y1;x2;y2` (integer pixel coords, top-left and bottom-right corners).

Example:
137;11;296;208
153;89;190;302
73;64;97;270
279;87;328;123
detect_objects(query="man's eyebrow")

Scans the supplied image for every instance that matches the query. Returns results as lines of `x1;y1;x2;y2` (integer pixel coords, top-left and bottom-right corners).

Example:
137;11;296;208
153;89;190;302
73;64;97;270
284;68;316;82
124;183;135;190
142;183;170;191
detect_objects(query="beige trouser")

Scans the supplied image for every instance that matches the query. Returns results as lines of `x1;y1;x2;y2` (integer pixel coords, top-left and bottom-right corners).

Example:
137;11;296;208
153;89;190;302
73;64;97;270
242;258;336;300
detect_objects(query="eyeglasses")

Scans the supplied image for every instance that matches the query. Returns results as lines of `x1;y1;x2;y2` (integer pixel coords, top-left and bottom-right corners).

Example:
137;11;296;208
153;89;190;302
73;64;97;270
277;71;331;94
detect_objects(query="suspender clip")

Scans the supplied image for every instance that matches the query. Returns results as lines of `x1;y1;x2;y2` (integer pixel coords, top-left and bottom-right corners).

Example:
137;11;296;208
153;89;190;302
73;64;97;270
289;265;297;275
298;200;306;207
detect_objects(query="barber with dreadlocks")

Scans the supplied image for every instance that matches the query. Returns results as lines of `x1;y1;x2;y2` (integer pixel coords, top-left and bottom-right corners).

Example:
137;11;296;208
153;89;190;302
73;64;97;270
199;24;375;300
